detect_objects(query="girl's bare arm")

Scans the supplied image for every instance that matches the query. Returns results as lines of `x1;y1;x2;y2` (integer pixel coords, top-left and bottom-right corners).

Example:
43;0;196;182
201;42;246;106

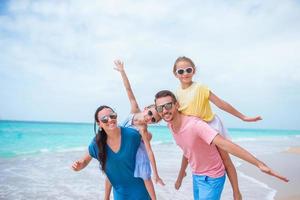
114;60;140;113
140;126;165;185
209;91;262;122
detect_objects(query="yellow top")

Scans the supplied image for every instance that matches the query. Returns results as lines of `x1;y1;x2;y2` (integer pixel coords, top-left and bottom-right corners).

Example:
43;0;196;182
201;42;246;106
176;82;214;122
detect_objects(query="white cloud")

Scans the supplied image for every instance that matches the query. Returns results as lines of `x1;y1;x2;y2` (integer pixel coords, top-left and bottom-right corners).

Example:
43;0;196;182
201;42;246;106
0;0;299;129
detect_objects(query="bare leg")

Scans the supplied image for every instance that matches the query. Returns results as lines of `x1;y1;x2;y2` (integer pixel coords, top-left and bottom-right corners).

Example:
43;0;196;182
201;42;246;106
218;147;242;200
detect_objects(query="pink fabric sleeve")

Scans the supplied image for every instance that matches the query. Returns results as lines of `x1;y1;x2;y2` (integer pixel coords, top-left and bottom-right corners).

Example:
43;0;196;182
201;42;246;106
193;118;218;144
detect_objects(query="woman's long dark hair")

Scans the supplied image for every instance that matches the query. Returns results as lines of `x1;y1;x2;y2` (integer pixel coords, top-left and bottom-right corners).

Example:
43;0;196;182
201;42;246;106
94;105;114;172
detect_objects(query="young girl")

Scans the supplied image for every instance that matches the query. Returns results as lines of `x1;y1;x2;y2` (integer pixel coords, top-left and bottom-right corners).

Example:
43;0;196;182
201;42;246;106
172;56;262;200
103;60;164;200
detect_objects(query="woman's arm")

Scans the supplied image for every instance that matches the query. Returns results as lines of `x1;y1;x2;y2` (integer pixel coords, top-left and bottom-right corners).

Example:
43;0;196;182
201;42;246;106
114;60;140;113
212;134;289;182
139;126;165;186
209;91;262;122
175;155;188;190
104;177;112;200
71;153;92;171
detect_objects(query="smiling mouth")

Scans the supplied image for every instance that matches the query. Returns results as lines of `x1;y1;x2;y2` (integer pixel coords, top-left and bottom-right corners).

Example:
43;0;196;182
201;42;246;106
163;113;171;118
107;122;116;127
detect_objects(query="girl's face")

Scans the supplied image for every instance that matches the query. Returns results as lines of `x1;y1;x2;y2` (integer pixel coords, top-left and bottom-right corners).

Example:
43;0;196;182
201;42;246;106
174;60;195;84
143;107;161;124
97;108;118;131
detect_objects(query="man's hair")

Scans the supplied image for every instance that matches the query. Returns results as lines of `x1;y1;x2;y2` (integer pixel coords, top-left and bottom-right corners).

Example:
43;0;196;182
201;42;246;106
154;90;177;103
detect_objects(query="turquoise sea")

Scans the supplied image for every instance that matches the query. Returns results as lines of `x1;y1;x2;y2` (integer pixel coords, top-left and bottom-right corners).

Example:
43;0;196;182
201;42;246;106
1;120;300;200
1;120;300;158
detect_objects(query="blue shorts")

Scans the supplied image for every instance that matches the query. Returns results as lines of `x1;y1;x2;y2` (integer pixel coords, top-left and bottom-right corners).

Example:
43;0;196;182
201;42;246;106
193;174;226;200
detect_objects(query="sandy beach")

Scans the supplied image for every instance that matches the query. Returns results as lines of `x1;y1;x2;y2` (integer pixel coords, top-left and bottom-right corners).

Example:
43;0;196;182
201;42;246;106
285;147;300;155
1;123;300;200
238;146;300;200
2;143;297;200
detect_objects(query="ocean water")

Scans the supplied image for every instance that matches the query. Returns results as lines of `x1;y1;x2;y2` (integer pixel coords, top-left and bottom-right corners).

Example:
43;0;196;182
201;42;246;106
1;120;300;200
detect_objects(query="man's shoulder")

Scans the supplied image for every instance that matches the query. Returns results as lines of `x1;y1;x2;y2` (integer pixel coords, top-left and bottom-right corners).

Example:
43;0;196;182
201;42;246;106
183;115;208;129
184;115;203;123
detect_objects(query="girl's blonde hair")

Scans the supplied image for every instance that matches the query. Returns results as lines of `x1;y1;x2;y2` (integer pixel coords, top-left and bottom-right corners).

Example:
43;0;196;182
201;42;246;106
173;56;196;75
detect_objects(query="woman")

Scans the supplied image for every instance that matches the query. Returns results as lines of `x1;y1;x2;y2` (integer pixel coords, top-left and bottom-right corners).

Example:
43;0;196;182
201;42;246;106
72;105;150;200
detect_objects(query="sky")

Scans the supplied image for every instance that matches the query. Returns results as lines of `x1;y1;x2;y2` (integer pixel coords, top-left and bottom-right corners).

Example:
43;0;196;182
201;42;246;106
0;0;299;130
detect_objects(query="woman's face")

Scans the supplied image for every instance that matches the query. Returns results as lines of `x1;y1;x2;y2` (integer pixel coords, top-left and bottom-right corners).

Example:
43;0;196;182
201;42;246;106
97;108;118;131
175;60;195;84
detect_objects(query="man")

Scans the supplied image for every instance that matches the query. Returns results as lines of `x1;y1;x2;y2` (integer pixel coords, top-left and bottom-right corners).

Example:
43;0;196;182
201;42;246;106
154;90;288;200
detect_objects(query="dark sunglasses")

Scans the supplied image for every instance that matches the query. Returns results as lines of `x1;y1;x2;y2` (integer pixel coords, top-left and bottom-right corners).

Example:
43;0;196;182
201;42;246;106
176;67;194;75
156;102;173;113
100;112;118;123
147;110;157;123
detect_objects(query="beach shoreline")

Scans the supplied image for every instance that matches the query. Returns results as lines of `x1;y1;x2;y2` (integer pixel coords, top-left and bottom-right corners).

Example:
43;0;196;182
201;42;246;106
1;120;300;200
237;146;300;200
1;144;299;200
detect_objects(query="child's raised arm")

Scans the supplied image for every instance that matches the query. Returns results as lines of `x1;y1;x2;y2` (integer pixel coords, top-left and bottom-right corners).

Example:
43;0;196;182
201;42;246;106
139;125;165;186
209;91;262;122
114;60;140;114
212;134;289;182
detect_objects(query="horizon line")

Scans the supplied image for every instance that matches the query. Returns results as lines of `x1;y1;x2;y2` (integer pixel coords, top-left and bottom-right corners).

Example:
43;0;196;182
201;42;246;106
1;119;299;132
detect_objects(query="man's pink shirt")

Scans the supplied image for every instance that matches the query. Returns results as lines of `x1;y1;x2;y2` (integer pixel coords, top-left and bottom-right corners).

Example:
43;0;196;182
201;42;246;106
168;115;225;178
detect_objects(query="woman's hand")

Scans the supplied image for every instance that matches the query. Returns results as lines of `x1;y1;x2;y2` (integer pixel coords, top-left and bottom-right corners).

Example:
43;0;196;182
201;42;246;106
71;153;92;171
72;160;85;171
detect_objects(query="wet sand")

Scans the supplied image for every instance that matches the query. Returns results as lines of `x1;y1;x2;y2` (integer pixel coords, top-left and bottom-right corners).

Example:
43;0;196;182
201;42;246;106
238;147;300;200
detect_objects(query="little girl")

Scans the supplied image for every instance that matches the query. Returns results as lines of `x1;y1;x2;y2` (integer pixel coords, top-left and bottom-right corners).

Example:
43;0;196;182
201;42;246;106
103;60;164;200
172;56;262;200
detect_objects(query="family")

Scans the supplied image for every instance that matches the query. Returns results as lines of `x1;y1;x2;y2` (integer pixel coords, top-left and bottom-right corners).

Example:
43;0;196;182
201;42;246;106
72;57;288;200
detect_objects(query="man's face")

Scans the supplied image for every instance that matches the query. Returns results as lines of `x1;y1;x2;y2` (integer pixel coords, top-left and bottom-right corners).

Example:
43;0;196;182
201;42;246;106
155;96;178;122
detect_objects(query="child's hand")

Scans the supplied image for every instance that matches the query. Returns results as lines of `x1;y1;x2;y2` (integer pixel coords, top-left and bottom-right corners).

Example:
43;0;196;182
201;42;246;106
113;60;124;72
154;176;165;186
242;116;262;122
72;160;84;171
258;162;289;182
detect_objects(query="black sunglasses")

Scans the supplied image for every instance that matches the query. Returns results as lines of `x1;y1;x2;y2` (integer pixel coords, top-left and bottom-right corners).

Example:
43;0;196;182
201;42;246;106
155;102;173;113
147;110;157;123
100;112;118;123
176;67;193;75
